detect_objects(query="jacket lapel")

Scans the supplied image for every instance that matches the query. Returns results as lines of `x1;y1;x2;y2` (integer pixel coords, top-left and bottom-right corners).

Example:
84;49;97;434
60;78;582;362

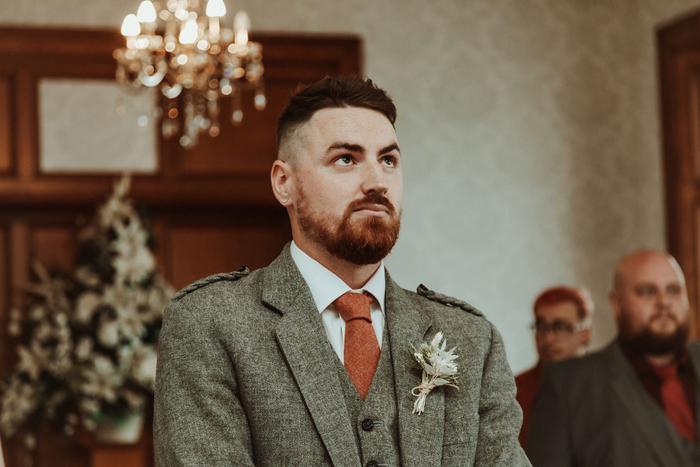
263;246;361;467
385;273;444;467
609;342;686;465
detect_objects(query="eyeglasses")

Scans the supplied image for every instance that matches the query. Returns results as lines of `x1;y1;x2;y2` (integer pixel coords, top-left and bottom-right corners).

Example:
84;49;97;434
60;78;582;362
531;320;590;336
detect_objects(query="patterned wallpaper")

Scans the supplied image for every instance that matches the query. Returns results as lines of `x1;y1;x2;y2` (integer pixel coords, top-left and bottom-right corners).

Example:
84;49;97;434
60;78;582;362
1;0;699;373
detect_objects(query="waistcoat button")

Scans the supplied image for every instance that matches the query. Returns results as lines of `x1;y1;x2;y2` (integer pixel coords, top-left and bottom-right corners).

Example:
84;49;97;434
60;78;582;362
361;418;375;431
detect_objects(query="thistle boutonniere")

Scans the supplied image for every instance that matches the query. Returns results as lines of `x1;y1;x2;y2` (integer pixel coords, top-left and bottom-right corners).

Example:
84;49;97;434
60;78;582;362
411;332;459;415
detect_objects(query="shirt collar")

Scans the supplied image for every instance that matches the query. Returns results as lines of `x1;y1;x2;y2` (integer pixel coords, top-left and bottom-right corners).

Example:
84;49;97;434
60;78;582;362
290;241;386;314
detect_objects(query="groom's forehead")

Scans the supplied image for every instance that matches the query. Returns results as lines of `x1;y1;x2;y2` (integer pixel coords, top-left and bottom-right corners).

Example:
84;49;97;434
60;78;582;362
299;108;398;150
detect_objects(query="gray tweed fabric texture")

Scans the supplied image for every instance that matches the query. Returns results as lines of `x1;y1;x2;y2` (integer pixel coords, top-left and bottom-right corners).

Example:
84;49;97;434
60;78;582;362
154;244;530;466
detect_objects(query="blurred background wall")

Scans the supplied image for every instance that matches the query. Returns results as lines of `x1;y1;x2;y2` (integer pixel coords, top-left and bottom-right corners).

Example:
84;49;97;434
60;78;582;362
1;0;698;374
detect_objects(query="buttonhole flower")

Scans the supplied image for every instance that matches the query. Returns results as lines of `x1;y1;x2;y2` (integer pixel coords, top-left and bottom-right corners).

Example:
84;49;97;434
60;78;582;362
411;332;459;415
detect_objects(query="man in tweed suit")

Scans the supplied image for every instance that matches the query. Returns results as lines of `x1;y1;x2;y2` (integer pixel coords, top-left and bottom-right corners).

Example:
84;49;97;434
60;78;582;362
154;76;529;466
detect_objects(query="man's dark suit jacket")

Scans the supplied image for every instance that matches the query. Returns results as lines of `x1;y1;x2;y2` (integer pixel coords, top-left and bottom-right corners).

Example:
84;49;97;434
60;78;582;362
154;245;530;466
526;340;700;467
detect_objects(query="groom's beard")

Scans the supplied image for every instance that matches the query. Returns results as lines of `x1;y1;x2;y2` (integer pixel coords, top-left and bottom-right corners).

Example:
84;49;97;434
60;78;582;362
297;191;401;265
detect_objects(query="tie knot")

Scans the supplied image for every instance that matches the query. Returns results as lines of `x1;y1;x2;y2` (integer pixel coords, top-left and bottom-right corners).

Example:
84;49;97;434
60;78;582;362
334;292;372;323
654;364;679;381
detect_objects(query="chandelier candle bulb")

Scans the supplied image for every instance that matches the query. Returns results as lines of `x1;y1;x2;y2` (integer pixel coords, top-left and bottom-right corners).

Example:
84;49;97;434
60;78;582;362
174;8;189;21
206;0;226;18
179;19;198;44
121;14;141;37
136;1;157;23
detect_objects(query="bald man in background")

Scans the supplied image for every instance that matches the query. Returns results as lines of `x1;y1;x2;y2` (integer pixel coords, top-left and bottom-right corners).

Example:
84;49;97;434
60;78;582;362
527;249;700;467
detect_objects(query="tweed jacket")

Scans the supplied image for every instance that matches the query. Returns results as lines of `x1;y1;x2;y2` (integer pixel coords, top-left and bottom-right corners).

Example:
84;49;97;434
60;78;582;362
154;246;529;466
526;341;700;467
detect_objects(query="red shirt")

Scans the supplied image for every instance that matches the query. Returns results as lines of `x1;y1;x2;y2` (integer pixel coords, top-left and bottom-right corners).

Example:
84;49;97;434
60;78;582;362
515;363;542;446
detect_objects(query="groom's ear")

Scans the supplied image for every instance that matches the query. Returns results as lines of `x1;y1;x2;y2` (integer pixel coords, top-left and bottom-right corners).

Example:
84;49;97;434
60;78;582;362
271;160;294;207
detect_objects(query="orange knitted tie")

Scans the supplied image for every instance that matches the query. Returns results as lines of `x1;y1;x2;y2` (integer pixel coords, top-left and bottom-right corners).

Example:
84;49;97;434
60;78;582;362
334;292;380;399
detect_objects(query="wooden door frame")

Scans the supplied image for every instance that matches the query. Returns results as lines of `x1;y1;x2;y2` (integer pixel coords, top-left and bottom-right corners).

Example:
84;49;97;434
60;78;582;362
658;7;700;337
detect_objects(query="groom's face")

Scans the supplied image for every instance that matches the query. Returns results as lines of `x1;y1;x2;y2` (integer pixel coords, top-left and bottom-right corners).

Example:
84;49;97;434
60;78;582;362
289;106;403;265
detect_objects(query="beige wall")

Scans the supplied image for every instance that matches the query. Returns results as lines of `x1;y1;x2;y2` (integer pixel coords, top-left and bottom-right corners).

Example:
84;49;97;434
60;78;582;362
2;0;699;373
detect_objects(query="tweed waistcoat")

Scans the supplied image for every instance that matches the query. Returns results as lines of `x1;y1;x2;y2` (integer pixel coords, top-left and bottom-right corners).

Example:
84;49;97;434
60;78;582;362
336;325;401;467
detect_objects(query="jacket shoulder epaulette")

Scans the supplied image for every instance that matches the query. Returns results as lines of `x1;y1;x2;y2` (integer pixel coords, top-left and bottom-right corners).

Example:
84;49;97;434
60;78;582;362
416;284;484;318
173;266;250;301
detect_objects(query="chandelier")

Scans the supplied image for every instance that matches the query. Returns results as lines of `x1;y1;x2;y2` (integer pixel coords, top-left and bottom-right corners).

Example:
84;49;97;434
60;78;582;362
114;0;265;149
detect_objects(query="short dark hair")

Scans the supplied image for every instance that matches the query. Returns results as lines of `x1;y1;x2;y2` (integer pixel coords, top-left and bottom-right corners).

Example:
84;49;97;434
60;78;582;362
276;76;397;151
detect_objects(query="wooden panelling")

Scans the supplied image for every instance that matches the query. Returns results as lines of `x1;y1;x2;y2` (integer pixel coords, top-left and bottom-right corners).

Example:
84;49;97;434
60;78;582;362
169;224;290;290
0;225;8;375
0;77;12;174
31;226;78;274
9;221;29;310
15;69;37;181
690;65;700;181
33;432;89;467
0;177;278;208
150;217;169;277
179;84;294;176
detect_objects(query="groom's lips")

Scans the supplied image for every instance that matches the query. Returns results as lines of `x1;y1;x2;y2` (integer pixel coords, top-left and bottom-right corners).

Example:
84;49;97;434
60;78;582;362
353;204;390;217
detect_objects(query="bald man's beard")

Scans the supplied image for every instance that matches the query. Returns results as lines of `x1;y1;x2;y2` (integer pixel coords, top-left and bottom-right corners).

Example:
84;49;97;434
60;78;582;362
296;191;401;265
618;311;690;357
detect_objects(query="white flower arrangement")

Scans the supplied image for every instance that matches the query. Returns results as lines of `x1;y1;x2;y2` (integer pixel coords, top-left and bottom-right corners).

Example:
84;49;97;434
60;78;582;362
0;176;174;438
411;332;459;415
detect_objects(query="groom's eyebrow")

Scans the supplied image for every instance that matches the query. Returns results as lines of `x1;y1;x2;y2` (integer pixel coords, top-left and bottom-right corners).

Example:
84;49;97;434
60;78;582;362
327;142;365;154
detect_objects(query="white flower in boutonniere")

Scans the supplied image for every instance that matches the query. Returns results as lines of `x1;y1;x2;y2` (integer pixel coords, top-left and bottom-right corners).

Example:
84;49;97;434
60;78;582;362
411;332;459;415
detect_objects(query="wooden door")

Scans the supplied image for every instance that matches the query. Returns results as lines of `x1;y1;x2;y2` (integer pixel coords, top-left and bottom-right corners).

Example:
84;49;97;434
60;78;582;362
659;7;700;338
0;27;360;467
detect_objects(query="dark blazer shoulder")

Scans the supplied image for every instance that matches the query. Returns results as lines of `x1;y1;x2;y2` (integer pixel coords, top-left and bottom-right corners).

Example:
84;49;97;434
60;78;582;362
546;341;617;379
539;342;621;411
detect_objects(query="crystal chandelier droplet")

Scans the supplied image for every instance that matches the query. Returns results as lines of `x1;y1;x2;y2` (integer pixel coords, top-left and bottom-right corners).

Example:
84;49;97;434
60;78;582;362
114;0;265;149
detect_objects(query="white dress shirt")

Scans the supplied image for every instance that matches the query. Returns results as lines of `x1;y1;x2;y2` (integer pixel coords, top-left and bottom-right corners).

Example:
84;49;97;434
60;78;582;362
290;241;385;364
